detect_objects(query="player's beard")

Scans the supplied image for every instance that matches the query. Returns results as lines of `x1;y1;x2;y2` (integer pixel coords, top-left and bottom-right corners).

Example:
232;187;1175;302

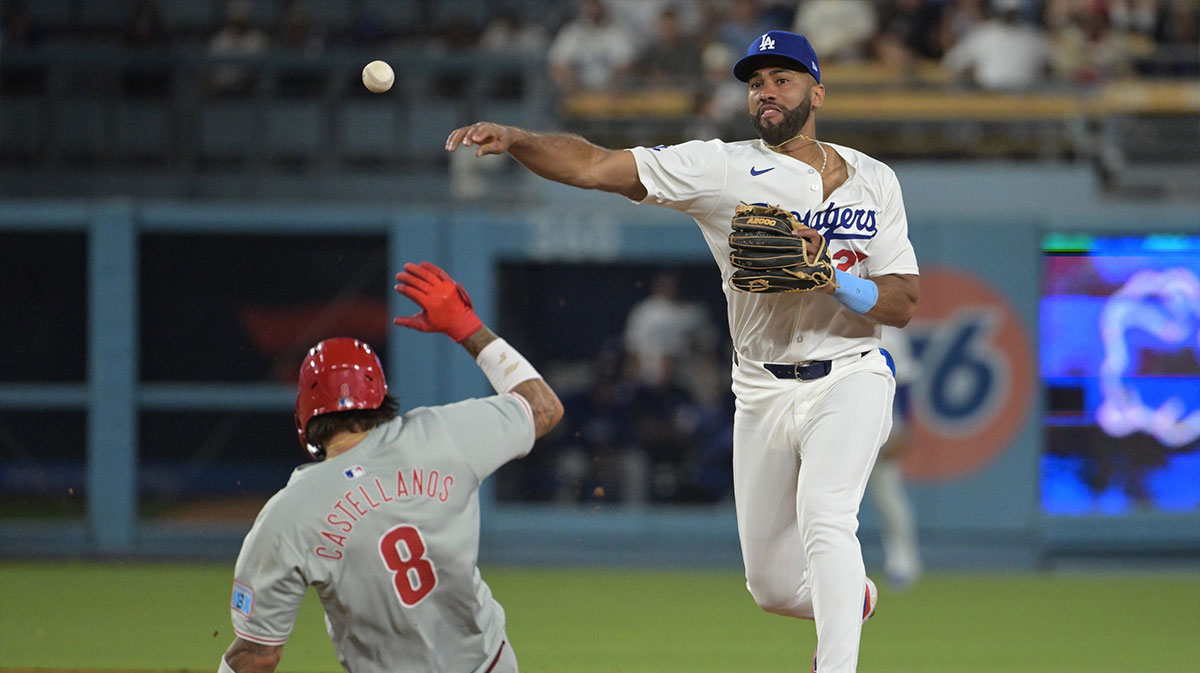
751;97;813;147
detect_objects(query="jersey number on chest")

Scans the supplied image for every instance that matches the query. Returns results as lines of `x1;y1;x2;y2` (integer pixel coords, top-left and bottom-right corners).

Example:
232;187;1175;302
379;524;438;607
832;249;867;271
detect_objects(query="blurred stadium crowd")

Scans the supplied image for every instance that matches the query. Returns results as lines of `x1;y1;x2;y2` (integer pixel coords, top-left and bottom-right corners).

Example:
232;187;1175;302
1;0;1197;188
3;0;1196;86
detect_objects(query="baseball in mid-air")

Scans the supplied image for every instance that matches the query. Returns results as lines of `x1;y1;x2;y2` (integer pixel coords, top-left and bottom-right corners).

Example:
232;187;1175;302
362;60;394;93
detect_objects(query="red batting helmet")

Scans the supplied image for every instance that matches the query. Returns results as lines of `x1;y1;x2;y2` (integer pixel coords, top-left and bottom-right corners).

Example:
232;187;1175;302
295;338;388;460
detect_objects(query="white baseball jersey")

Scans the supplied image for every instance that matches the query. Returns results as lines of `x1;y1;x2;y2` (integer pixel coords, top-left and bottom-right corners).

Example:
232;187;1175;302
630;139;919;362
879;325;919;386
229;393;535;673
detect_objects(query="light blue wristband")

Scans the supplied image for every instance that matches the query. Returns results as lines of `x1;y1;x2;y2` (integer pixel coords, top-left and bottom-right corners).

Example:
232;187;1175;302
832;269;879;315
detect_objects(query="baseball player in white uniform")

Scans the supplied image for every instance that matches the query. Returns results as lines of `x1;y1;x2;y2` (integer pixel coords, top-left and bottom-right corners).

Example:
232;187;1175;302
447;30;918;673
871;325;923;589
217;262;564;673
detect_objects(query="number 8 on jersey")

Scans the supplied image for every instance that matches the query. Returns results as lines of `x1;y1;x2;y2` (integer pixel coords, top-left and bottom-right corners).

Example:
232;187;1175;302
379;524;438;606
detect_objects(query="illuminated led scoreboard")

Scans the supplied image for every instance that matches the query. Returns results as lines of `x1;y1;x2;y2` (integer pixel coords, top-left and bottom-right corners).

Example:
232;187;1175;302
1040;233;1200;515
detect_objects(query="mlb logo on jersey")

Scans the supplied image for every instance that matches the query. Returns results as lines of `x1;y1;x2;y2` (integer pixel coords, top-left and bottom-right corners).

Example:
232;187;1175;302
231;580;255;617
344;465;365;479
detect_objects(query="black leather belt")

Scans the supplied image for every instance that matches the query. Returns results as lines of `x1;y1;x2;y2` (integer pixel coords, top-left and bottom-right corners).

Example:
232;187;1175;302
763;360;832;380
761;351;872;380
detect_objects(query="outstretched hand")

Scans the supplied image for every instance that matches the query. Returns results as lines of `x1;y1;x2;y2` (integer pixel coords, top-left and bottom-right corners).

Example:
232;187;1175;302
394;262;483;342
445;122;521;158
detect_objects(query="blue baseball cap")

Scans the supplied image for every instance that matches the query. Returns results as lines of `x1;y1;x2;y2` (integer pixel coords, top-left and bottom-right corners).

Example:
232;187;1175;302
733;30;821;83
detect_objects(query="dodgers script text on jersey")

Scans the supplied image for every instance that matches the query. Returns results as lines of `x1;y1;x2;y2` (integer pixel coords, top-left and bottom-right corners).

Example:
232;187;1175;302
788;202;879;239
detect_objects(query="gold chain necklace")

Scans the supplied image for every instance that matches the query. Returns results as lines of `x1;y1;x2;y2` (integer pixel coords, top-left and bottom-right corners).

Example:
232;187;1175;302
767;131;827;174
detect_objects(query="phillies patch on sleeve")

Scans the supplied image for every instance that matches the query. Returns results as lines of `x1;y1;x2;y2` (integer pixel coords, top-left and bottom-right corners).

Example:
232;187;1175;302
231;580;255;617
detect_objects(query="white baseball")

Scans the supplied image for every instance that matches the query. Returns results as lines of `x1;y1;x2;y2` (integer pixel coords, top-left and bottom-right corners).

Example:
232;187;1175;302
362;60;394;93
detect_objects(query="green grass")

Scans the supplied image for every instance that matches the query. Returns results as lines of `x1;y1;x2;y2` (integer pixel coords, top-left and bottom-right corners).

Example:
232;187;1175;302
1;562;1197;672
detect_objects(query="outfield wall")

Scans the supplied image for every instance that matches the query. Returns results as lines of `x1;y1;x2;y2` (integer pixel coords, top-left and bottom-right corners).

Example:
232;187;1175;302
1;163;1197;568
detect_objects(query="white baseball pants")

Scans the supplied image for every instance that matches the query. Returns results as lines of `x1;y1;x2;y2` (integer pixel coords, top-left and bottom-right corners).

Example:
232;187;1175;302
731;350;894;673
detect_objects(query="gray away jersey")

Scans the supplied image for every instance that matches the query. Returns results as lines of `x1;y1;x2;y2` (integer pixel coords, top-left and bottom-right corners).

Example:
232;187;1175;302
229;392;535;673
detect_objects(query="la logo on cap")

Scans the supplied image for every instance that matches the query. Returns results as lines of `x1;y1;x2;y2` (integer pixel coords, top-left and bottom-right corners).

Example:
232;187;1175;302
758;33;775;51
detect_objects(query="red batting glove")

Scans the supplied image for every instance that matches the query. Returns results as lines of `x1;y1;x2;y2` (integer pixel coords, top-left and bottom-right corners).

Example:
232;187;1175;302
393;262;483;342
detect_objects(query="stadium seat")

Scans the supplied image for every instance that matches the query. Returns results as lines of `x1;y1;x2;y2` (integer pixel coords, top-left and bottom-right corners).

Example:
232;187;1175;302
360;0;418;29
264;101;323;160
23;0;72;30
161;0;217;35
431;0;490;25
478;101;534;128
1106;115;1200;163
0;99;44;159
1098;114;1200;195
53;99;109;160
337;101;399;161
304;0;353;34
404;101;463;162
243;0;278;27
199;101;258;161
113;102;171;161
77;1;128;34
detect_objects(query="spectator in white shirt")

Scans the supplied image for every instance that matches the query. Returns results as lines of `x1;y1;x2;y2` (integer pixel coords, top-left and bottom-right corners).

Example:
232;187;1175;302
207;0;268;96
792;0;878;63
942;0;1054;89
623;272;717;390
548;0;636;94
